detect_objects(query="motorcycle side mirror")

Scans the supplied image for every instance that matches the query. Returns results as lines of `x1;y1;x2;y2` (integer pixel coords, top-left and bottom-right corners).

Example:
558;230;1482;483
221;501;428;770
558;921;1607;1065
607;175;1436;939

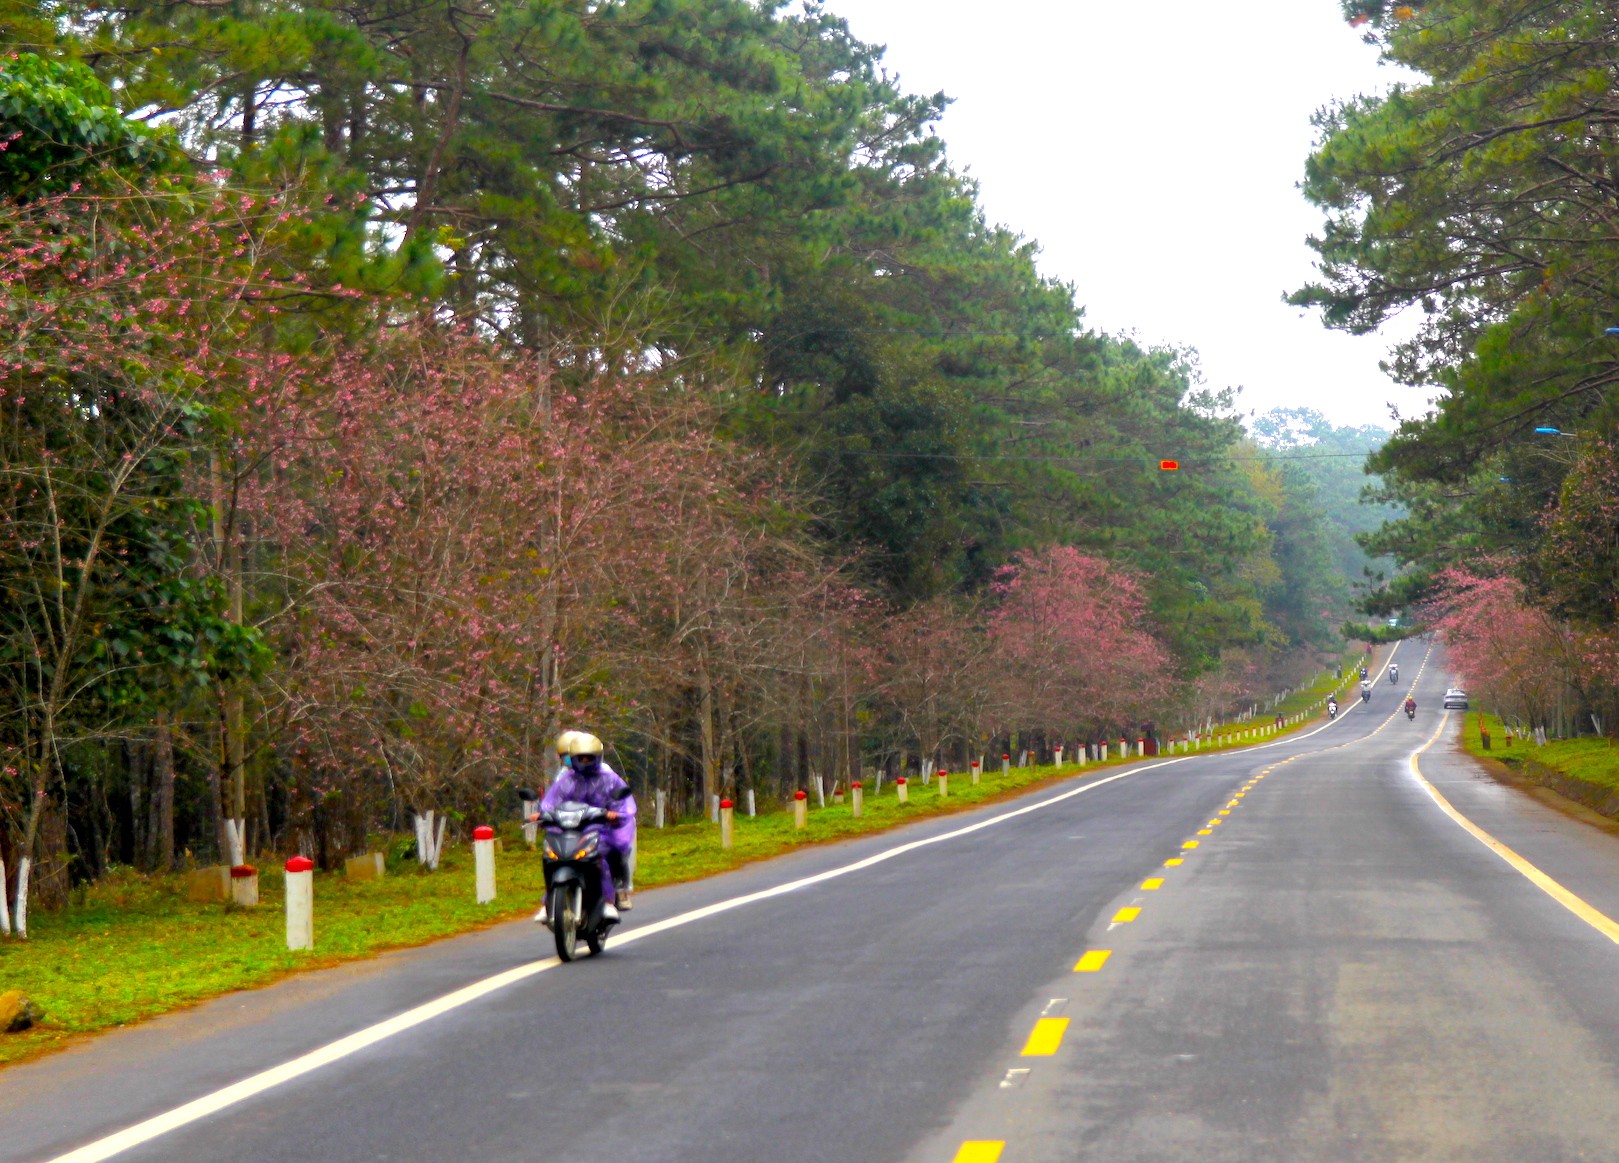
516;788;539;802
611;785;633;802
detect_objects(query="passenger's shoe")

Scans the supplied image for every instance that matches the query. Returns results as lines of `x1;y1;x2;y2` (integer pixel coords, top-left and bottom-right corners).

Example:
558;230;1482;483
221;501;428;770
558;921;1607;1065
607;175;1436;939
616;890;633;911
601;902;621;923
533;904;548;925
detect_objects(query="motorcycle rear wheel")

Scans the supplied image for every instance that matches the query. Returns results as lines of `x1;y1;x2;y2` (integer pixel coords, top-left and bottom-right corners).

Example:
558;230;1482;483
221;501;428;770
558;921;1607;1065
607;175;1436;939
551;884;579;962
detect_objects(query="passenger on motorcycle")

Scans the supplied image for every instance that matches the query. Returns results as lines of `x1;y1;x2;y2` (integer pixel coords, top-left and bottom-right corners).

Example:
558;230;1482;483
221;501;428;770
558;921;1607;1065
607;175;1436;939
537;732;637;921
1327;696;1338;718
1404;696;1417;716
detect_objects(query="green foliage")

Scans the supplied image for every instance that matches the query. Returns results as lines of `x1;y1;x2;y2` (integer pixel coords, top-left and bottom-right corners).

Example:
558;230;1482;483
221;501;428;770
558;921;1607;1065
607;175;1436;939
0;53;172;195
1295;1;1619;623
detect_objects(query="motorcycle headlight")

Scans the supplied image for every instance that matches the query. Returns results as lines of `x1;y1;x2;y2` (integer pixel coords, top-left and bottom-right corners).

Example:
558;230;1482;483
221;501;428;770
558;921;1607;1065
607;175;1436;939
577;833;600;858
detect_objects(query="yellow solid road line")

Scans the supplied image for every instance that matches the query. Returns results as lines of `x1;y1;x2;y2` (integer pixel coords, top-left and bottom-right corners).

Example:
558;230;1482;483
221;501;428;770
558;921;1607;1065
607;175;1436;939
1112;907;1140;923
1074;949;1112;972
1141;878;1164;890
953;1142;1005;1163
1020;1017;1070;1056
1411;715;1619;947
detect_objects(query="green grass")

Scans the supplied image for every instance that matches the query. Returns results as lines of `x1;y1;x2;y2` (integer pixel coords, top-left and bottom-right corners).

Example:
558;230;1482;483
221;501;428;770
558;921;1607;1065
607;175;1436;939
1460;711;1619;794
0;667;1359;1069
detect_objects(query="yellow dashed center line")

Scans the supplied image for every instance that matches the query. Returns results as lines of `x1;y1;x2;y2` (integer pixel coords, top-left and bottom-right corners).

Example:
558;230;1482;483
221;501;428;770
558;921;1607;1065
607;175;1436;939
952;1142;1005;1163
951;645;1431;1163
1020;1017;1070;1057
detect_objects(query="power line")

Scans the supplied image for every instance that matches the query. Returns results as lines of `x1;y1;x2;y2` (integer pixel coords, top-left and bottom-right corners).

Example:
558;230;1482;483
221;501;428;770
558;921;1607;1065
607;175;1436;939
813;447;1380;465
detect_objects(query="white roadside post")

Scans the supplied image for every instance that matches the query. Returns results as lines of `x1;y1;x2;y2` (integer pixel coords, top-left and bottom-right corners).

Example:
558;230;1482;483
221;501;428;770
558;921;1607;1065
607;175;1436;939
720;798;734;849
746;789;757;818
654;789;666;829
938;770;949;798
473;825;496;904
970;759;981;784
710;795;720;823
1001;753;1010;776
285;855;314;951
793;789;808;828
896;776;909;804
851;780;863;818
1054;746;1063;767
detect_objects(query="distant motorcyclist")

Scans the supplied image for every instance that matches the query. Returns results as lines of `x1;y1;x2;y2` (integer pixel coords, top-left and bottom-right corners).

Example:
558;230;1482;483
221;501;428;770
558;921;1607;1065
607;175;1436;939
1360;681;1372;703
1389;664;1399;684
535;732;637;920
1360;666;1369;681
1327;697;1339;720
1404;695;1417;720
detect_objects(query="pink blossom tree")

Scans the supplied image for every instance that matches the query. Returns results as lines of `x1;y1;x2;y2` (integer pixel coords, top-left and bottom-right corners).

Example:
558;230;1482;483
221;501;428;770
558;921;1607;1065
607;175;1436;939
987;546;1174;743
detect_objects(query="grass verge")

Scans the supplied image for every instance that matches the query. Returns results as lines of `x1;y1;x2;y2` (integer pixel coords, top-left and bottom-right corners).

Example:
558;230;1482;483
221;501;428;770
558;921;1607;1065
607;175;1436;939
0;664;1360;1069
1460;711;1619;801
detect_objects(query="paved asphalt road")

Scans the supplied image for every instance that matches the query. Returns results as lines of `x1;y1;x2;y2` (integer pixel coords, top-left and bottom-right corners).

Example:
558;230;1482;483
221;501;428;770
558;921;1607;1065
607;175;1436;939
10;639;1619;1162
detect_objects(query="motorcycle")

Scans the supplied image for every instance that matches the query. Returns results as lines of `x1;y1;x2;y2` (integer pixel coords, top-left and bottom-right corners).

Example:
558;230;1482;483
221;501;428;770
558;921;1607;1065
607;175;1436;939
1328;701;1339;721
1405;704;1417;721
518;786;630;962
1360;685;1372;704
1389;667;1399;684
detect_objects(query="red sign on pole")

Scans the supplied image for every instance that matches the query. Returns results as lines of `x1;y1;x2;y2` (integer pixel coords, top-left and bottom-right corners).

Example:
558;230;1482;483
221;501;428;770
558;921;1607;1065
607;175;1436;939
1159;459;1180;471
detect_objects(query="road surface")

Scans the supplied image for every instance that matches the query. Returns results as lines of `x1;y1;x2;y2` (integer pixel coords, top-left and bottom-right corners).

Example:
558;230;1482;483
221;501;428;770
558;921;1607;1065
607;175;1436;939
8;639;1619;1162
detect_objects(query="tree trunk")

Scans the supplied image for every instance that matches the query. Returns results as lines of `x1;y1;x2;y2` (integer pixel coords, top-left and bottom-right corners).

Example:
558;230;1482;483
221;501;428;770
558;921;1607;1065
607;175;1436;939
126;735;148;872
698;667;719;806
151;709;176;872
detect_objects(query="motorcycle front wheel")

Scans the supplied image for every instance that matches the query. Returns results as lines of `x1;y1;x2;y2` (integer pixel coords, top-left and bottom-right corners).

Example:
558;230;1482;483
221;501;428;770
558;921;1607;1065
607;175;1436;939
551;883;580;962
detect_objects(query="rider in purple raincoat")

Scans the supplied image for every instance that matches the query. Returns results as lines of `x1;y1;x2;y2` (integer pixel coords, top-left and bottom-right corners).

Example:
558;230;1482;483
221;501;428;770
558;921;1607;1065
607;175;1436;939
538;732;636;918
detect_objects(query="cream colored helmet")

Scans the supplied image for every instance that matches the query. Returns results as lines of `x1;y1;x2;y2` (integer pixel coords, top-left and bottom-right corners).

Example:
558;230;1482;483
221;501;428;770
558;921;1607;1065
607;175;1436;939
555;729;585;757
566;732;605;758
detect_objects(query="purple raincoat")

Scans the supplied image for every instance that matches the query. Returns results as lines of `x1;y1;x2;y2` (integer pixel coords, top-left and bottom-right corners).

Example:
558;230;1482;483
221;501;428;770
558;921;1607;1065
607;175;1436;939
540;762;637;871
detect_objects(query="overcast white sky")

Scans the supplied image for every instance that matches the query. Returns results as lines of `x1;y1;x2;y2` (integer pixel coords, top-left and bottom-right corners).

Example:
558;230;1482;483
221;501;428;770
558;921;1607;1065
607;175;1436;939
827;0;1429;432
